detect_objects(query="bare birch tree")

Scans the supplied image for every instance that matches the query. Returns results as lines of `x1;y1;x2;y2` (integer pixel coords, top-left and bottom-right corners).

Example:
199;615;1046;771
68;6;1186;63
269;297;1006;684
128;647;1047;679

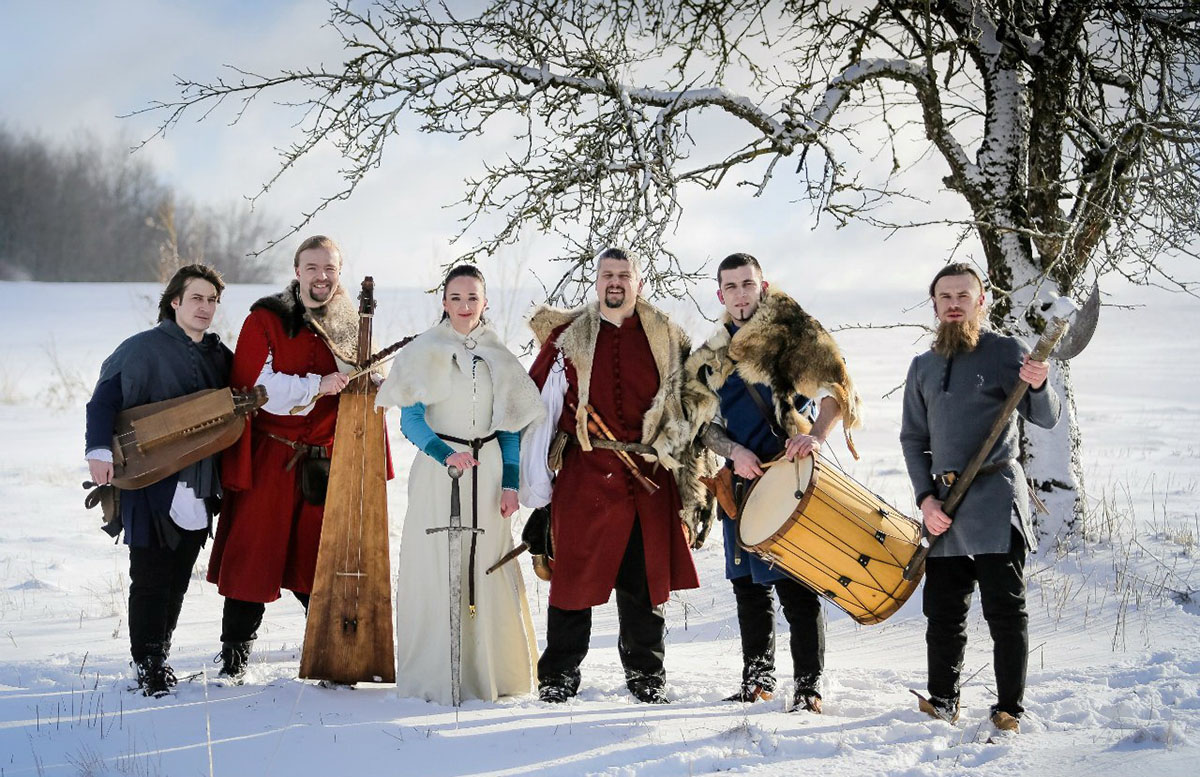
141;0;1200;542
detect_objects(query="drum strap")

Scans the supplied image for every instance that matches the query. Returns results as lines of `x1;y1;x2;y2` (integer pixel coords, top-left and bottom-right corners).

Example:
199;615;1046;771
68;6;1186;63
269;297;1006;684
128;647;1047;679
746;383;788;442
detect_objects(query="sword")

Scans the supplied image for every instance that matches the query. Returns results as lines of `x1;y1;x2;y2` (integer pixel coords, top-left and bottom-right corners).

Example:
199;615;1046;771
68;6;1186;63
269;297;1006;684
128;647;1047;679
425;465;484;707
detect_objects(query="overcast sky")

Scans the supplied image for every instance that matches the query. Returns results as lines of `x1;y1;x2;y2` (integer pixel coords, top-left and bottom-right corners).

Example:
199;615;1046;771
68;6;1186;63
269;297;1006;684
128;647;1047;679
3;0;1153;318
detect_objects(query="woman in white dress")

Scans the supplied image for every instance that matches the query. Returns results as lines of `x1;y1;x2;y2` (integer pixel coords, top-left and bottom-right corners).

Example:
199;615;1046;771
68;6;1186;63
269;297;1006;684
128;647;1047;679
376;265;543;704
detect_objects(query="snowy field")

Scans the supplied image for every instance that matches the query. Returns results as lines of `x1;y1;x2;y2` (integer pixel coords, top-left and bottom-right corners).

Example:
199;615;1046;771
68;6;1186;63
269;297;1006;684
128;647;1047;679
0;280;1196;777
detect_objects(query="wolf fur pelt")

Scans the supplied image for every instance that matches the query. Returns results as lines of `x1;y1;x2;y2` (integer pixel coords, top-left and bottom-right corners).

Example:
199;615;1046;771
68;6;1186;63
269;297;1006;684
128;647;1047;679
529;298;717;543
683;287;863;456
252;280;368;370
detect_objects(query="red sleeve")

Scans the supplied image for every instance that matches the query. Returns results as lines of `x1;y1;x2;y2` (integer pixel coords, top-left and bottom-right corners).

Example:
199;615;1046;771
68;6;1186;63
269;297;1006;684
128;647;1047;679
529;323;569;390
222;311;274;492
229;310;273;392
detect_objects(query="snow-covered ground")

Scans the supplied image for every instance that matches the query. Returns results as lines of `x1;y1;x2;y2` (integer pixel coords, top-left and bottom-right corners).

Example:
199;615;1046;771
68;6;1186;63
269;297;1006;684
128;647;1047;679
0;280;1196;777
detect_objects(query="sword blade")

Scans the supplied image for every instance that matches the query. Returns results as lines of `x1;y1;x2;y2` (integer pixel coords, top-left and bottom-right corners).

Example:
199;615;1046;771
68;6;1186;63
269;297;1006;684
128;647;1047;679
447;471;463;708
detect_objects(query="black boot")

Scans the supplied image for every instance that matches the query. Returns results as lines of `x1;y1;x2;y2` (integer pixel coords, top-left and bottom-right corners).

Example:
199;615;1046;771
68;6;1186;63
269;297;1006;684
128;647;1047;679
160;640;178;688
790;686;823;714
134;644;174;698
216;641;253;685
724;682;775;703
789;672;822;713
724;654;776;702
627;676;669;705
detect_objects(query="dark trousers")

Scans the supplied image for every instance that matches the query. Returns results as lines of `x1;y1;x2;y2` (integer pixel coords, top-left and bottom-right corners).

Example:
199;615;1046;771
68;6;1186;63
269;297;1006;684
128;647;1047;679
221;591;310;644
538;519;665;693
923;527;1028;716
731;574;825;691
128;527;207;662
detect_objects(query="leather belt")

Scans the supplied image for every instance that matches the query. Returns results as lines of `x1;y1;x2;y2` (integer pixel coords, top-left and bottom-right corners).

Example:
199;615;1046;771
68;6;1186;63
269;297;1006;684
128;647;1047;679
264;432;329;471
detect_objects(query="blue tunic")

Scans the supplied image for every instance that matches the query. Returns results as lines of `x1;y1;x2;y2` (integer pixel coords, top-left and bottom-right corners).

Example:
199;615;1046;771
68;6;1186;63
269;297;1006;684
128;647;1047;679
716;323;813;583
85;320;232;548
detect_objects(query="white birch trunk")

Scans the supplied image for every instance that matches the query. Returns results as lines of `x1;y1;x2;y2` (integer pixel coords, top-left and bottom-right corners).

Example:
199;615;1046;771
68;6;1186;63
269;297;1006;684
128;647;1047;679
1002;252;1085;552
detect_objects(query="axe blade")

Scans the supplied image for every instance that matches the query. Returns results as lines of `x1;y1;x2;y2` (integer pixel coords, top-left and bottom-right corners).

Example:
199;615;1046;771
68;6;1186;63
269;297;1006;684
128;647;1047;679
1053;282;1100;361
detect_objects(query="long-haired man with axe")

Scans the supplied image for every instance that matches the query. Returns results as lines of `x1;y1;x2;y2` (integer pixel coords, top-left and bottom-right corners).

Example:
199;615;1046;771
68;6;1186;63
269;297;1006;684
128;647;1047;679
900;263;1061;734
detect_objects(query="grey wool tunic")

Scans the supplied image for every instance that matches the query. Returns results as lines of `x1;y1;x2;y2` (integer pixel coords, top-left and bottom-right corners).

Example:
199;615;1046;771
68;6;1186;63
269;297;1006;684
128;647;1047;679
900;330;1061;557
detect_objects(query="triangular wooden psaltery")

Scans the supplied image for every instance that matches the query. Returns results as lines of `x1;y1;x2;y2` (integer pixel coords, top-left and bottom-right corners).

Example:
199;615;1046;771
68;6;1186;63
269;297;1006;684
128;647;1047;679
299;277;395;684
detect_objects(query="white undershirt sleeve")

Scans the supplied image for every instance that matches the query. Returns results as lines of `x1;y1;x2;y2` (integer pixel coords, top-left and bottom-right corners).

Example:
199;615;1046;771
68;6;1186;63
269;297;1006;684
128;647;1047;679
519;351;566;509
256;352;323;416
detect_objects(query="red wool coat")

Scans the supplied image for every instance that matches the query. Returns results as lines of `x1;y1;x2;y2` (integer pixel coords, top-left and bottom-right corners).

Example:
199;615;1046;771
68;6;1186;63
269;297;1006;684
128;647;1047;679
530;314;698;610
208;306;354;603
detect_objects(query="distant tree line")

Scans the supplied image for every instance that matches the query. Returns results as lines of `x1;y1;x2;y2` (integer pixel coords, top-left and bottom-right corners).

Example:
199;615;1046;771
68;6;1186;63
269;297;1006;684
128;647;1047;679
0;127;283;282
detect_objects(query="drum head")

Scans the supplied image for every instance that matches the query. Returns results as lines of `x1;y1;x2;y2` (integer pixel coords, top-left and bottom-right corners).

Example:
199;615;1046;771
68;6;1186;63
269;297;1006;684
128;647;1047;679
739;456;815;547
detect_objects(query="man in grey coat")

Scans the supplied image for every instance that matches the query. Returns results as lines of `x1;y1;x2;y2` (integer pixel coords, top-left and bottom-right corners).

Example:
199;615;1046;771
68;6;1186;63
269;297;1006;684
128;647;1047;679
900;263;1060;733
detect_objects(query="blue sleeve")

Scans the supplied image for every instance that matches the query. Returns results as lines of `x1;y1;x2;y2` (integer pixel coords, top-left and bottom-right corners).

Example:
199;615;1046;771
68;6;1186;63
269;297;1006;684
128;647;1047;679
85;375;124;453
399;403;456;465
497;430;520;490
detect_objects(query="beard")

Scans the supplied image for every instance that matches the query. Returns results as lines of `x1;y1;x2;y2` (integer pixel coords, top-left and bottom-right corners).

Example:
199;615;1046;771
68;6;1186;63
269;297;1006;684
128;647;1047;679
604;289;626;309
933;316;982;357
300;280;338;308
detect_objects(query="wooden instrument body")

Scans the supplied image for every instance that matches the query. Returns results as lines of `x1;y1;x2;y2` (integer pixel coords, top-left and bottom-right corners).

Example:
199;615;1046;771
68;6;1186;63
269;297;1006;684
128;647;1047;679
111;387;266;490
300;277;396;684
738;454;923;625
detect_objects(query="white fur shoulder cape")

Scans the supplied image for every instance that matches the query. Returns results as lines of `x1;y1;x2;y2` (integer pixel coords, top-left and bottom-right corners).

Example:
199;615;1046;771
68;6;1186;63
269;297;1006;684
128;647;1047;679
375;319;544;434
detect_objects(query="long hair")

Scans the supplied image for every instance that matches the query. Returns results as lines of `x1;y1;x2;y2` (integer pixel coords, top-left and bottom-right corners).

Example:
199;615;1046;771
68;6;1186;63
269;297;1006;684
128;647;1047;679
439;264;488;324
158;264;225;323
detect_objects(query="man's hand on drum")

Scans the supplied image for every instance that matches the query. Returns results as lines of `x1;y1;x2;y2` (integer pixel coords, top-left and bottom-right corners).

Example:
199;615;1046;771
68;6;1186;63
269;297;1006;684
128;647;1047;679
730;444;764;479
785;433;824;461
920;495;953;535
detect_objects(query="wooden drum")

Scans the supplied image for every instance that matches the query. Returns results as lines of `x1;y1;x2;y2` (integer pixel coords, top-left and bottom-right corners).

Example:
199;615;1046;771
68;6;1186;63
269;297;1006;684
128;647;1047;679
738;454;923;625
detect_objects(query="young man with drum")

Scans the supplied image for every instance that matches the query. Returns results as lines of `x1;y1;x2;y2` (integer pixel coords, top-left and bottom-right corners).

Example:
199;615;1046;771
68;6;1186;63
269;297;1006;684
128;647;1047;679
900;263;1059;733
682;253;861;712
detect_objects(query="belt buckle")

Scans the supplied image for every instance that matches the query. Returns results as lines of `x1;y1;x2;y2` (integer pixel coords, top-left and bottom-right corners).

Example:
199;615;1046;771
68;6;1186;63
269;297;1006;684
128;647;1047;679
939;471;958;488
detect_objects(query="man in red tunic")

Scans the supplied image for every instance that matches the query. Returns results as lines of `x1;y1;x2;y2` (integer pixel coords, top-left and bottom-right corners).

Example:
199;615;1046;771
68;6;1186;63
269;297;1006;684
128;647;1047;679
207;235;360;682
527;248;700;704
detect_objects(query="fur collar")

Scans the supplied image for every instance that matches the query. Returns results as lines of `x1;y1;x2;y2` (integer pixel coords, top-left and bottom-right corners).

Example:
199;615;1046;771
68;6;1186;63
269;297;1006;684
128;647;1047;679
684;287;862;454
530;297;719;543
252;280;362;364
375;320;544;434
529;297;690;467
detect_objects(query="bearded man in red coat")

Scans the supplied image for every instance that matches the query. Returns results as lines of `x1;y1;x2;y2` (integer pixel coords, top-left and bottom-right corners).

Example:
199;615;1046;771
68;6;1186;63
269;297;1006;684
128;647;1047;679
207;235;364;683
525;248;704;704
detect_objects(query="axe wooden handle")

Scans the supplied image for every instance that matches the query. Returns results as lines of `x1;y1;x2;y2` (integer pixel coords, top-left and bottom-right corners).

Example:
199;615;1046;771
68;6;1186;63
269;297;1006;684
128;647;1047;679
903;316;1070;581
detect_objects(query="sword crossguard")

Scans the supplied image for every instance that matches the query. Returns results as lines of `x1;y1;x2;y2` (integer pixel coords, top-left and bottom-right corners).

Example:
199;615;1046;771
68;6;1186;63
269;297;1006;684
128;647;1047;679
426;526;485;535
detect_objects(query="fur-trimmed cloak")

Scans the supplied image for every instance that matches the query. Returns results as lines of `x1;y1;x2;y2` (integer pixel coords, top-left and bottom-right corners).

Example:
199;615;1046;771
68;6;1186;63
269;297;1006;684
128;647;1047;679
683;288;863;450
375;319;544;436
208;281;392;603
528;299;700;609
377;319;542;703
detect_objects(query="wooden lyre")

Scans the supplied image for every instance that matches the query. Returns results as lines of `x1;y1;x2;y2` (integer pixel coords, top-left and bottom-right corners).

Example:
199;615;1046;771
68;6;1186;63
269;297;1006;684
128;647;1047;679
300;276;396;684
111;387;267;489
